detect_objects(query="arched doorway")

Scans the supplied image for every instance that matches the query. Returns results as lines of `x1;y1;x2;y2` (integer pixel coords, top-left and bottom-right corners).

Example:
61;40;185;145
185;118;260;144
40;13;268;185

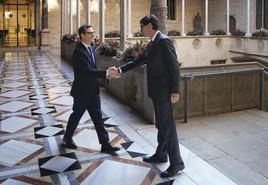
0;0;36;47
229;16;236;33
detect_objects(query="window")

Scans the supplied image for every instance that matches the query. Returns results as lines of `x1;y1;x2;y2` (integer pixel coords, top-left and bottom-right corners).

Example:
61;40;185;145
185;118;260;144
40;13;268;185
167;0;175;20
256;0;268;29
211;60;226;65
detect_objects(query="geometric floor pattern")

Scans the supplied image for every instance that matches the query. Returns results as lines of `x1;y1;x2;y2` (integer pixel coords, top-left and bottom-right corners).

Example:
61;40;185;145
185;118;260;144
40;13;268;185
34;124;64;139
1;49;260;185
38;152;81;177
0;50;163;185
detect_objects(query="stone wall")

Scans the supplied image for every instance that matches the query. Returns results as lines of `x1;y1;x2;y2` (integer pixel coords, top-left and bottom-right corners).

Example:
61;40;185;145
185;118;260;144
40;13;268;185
172;36;231;66
95;54;265;123
208;0;257;33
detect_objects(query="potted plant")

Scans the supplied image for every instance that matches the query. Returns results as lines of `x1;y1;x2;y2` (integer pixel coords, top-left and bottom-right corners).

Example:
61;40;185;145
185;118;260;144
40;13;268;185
186;29;204;36
231;29;245;37
210;29;226;35
168;29;181;36
252;31;268;38
120;40;146;62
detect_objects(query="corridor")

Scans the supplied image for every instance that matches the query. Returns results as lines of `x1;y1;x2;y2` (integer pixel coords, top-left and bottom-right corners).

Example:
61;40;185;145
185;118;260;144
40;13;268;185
0;48;267;185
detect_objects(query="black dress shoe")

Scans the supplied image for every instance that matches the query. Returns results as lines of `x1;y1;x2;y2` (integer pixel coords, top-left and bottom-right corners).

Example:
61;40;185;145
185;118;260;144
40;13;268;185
101;143;120;153
62;137;77;149
143;154;168;163
160;163;185;178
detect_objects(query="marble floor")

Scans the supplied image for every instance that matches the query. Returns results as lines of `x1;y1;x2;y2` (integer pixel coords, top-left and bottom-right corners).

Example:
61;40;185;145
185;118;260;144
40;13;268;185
0;48;267;185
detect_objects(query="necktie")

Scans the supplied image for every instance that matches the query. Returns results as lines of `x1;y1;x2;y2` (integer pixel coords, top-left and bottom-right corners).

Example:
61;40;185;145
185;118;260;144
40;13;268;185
88;46;95;64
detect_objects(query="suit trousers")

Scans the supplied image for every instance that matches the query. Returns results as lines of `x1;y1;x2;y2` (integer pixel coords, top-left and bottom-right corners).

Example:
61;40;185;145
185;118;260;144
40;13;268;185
64;94;109;144
153;99;183;165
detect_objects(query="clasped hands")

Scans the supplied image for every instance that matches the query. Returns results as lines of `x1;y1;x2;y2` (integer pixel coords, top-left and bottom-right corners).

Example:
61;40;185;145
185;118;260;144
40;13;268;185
107;66;121;80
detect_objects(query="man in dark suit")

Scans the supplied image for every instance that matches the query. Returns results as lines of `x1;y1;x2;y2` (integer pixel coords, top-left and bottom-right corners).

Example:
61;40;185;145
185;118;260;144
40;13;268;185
115;15;184;177
62;24;121;153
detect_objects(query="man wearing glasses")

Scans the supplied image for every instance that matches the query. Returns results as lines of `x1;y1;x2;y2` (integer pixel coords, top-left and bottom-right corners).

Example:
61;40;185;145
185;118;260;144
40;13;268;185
115;15;185;177
62;24;121;153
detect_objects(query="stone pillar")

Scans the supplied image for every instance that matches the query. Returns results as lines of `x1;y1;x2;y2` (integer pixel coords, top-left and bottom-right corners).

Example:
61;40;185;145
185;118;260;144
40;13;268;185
41;0;50;46
120;0;127;51
69;0;73;34
77;0;80;32
227;0;230;35
205;0;209;35
182;0;186;36
86;0;91;24
246;0;251;36
150;0;167;35
262;0;264;29
127;0;132;37
61;0;68;36
35;0;41;46
98;0;105;43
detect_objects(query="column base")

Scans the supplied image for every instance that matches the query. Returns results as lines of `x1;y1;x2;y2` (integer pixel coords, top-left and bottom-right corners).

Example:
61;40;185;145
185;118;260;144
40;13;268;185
41;29;51;46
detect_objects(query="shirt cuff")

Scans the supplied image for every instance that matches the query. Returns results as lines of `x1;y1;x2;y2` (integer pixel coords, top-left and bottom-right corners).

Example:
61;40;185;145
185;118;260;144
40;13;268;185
118;67;122;73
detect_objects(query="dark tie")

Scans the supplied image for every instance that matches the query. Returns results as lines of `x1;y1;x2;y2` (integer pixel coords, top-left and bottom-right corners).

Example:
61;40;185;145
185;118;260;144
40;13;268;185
88;46;95;64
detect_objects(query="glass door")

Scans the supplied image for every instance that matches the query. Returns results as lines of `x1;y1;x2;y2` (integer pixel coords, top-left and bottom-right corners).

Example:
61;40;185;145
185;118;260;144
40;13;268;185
1;0;35;47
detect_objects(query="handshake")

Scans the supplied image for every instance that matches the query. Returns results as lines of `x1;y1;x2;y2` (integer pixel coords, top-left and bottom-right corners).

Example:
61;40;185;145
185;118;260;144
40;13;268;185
107;66;121;80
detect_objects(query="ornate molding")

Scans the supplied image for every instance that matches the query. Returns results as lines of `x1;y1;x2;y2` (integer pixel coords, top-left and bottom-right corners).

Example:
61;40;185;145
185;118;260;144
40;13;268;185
236;38;242;48
215;38;223;49
258;40;265;51
193;39;201;50
150;6;168;35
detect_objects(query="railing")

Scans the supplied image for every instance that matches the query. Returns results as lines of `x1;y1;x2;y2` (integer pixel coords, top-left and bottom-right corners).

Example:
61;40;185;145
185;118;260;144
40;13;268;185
181;68;268;123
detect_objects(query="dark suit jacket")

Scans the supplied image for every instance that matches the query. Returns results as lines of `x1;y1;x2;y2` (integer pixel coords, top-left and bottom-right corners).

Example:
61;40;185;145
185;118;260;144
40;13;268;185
120;31;180;101
70;42;106;99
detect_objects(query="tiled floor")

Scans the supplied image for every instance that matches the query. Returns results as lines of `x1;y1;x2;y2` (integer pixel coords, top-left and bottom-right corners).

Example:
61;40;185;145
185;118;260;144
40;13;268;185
0;48;267;185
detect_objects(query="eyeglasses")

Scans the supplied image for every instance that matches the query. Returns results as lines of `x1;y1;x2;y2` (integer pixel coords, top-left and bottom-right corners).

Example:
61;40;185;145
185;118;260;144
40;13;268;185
140;24;147;30
84;31;95;35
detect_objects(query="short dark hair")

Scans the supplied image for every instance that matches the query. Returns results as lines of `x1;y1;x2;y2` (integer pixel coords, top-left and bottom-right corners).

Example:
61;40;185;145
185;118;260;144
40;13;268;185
140;14;159;31
78;24;92;39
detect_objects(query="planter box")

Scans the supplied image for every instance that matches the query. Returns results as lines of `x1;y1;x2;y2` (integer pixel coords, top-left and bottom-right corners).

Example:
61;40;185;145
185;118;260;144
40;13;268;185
61;41;76;63
96;54;155;124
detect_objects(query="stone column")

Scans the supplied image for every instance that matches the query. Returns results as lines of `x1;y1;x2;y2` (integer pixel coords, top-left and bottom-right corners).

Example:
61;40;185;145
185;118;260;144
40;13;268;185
182;0;186;36
61;0;68;36
41;0;50;46
86;0;91;24
69;0;73;34
150;0;167;35
205;0;209;35
262;0;264;29
120;0;127;51
35;0;41;46
246;0;251;36
77;0;80;32
98;0;105;43
127;0;132;37
227;0;230;35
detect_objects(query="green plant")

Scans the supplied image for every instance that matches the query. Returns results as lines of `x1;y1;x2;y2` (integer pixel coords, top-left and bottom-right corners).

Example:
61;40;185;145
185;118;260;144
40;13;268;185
186;30;204;36
121;40;146;62
231;29;245;37
210;29;226;35
61;33;80;45
252;31;268;38
168;29;181;36
133;31;144;37
91;38;100;49
105;30;120;38
96;40;120;56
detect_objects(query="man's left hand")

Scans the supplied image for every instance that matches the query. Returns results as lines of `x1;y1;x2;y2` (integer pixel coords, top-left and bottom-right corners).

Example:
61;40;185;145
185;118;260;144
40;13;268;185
171;93;179;103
